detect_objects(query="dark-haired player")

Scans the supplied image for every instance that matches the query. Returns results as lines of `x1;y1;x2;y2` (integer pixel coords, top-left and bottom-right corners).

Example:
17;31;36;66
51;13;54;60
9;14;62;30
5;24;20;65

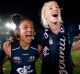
3;14;42;74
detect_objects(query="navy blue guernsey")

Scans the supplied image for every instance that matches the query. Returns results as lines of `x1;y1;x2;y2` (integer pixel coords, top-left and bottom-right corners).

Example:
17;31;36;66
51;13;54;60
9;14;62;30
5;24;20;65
37;24;80;74
10;40;39;74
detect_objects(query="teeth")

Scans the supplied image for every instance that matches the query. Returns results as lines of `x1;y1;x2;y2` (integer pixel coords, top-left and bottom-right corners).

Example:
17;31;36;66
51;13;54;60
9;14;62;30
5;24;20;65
26;34;32;35
27;34;31;35
26;34;32;37
52;13;58;15
52;12;58;15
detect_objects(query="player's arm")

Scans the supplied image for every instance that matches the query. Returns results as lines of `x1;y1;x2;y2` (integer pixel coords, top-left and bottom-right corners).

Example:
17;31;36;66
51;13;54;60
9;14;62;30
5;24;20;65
38;44;43;59
71;40;80;51
3;55;9;64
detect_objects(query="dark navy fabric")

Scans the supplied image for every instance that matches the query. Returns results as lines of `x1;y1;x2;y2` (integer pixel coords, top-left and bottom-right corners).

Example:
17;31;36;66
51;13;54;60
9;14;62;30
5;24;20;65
10;40;39;74
64;23;80;45
37;24;80;74
0;42;5;74
0;48;4;74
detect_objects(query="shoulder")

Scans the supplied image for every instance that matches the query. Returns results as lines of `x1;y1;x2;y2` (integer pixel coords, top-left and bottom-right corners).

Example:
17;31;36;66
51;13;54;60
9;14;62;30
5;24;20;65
36;28;50;45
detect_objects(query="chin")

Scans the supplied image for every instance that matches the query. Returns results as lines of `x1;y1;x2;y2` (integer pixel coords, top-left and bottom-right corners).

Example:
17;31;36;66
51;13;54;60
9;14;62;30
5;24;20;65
51;20;58;23
50;17;58;22
26;39;32;43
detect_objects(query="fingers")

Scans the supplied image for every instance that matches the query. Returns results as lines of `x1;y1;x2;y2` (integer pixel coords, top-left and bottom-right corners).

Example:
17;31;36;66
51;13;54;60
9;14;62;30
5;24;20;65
3;41;11;57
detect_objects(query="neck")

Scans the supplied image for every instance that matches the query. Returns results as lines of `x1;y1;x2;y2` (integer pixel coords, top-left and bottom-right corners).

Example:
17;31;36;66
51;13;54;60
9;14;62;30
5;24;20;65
20;39;30;50
48;22;61;34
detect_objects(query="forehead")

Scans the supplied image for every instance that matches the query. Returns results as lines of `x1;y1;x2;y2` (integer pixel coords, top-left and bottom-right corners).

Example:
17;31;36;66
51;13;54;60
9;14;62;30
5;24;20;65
20;20;33;26
45;1;59;8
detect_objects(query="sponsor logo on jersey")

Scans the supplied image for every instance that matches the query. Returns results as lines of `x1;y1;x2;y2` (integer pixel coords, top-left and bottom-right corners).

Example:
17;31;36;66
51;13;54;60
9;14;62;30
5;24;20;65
17;65;33;74
28;56;35;62
56;26;68;74
59;31;68;74
49;37;53;45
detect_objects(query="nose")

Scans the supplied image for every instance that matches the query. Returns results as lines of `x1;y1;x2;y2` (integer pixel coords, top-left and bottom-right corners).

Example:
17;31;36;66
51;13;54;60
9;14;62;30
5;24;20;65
52;6;58;11
53;7;57;11
27;27;32;32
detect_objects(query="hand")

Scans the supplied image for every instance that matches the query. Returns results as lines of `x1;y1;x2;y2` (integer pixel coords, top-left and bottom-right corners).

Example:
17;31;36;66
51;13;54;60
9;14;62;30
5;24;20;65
3;40;11;58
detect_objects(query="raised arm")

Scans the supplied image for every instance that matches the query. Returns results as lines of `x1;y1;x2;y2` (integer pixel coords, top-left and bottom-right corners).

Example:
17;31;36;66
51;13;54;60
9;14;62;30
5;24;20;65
71;40;80;51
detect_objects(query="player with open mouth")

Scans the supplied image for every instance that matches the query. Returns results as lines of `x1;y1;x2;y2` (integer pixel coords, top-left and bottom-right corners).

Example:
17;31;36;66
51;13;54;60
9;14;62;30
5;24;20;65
38;1;80;74
3;14;41;74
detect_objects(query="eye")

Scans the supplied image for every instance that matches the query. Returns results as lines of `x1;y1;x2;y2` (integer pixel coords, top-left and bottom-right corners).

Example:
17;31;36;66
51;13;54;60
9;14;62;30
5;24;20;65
56;6;59;9
30;26;34;29
49;7;53;10
23;26;27;30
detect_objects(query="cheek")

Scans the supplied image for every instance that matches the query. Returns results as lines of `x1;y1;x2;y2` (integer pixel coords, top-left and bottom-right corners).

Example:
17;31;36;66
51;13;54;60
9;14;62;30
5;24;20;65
19;30;25;37
58;9;60;13
48;24;52;29
58;9;61;15
45;10;50;19
32;29;35;33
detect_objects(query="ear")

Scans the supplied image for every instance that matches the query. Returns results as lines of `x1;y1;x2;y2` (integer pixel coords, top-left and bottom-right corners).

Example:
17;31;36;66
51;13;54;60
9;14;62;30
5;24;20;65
34;31;36;36
32;31;36;40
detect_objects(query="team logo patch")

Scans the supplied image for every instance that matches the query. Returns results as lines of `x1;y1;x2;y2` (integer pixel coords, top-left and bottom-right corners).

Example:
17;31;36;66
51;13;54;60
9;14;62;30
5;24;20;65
17;65;33;74
43;46;49;57
49;38;53;45
13;56;21;64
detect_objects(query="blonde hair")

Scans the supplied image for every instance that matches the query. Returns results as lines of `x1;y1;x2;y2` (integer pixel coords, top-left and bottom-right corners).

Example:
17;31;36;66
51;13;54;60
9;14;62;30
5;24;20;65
41;1;63;28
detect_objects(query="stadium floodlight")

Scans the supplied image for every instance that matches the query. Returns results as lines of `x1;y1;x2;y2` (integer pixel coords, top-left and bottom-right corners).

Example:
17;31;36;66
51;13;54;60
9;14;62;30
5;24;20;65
5;22;16;30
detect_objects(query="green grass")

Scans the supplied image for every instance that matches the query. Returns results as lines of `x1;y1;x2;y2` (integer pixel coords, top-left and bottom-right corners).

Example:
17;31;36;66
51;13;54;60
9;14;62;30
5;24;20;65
72;50;80;74
36;59;42;74
3;61;11;74
3;50;80;74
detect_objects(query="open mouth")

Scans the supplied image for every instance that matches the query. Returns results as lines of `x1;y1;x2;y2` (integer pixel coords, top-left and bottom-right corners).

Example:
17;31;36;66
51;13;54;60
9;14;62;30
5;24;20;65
52;14;58;17
26;34;32;38
26;34;33;41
